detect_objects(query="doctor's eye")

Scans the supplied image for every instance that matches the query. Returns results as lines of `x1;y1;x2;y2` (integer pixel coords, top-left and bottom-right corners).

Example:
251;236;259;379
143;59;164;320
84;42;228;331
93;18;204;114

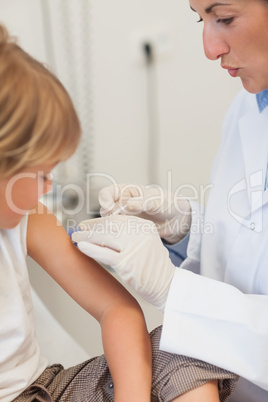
197;16;203;23
217;17;234;25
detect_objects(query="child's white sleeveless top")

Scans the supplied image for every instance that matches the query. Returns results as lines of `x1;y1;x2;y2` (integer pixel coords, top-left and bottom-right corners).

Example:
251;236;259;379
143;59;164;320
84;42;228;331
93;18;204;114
0;215;48;401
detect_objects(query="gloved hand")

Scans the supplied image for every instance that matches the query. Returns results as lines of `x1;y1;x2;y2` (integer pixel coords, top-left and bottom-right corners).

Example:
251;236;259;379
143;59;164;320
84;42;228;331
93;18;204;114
98;184;191;244
72;215;176;311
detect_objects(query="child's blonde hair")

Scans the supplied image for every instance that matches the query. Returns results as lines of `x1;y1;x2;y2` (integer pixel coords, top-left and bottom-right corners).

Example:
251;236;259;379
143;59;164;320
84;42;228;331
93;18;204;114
0;24;81;178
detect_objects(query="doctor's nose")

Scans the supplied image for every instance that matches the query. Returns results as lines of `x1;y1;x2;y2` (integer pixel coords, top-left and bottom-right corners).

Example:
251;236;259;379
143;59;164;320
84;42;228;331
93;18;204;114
203;26;229;60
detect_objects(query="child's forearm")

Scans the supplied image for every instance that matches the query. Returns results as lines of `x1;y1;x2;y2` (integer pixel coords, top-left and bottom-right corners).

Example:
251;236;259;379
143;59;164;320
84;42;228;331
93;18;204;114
100;299;152;402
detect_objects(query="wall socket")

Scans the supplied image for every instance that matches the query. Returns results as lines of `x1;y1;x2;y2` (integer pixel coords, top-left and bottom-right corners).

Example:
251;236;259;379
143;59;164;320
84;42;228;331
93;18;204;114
130;23;173;65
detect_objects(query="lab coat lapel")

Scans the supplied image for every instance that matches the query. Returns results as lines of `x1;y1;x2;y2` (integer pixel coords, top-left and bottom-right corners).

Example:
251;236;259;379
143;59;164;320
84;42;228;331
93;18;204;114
238;97;268;212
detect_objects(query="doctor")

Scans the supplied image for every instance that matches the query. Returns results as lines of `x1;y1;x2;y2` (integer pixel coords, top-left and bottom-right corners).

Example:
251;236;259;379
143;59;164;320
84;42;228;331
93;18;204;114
73;1;268;401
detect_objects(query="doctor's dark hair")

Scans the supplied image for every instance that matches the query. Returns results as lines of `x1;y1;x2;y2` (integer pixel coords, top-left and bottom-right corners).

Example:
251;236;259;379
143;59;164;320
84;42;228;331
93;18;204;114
0;24;81;178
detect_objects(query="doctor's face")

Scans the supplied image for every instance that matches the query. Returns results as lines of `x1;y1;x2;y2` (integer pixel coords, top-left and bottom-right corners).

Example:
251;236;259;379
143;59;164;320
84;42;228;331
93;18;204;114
189;0;268;93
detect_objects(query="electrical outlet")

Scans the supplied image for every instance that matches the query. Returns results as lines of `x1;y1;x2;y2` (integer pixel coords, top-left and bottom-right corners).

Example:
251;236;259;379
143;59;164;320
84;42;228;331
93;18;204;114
130;23;173;65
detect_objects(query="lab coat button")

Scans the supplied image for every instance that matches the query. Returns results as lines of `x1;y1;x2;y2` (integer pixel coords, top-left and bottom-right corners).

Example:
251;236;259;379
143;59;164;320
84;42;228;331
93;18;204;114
250;222;255;230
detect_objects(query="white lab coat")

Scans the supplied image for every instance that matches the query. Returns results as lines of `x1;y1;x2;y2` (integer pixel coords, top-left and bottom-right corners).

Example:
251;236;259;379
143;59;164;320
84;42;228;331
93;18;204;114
160;89;268;401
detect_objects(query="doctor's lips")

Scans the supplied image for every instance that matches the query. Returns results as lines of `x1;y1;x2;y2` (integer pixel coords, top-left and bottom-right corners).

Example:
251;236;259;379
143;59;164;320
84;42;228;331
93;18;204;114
221;64;239;78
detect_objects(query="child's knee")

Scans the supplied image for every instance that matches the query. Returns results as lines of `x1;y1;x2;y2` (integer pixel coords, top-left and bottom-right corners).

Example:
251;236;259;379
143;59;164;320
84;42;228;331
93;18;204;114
172;380;220;402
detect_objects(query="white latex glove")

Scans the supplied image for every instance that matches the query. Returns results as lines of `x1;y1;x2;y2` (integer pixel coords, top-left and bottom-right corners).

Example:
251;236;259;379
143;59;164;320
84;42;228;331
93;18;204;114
72;215;176;311
98;184;191;244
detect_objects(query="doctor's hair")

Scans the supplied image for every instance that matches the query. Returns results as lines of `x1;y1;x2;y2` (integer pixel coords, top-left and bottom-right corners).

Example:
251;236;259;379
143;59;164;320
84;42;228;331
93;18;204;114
0;24;81;178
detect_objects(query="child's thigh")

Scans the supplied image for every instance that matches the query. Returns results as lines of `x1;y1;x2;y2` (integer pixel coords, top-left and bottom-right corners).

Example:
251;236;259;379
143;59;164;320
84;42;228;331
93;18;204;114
14;326;238;402
13;358;114;402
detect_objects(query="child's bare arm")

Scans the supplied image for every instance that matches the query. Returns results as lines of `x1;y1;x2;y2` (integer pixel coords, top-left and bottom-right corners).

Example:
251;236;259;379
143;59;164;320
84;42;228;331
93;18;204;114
27;202;152;402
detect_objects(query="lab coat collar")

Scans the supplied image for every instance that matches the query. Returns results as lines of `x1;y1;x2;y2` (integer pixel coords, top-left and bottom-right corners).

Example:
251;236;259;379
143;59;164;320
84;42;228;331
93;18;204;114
239;93;268;213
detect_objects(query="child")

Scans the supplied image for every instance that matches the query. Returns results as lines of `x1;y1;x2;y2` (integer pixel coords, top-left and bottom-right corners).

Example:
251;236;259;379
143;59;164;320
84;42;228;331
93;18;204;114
0;24;237;401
